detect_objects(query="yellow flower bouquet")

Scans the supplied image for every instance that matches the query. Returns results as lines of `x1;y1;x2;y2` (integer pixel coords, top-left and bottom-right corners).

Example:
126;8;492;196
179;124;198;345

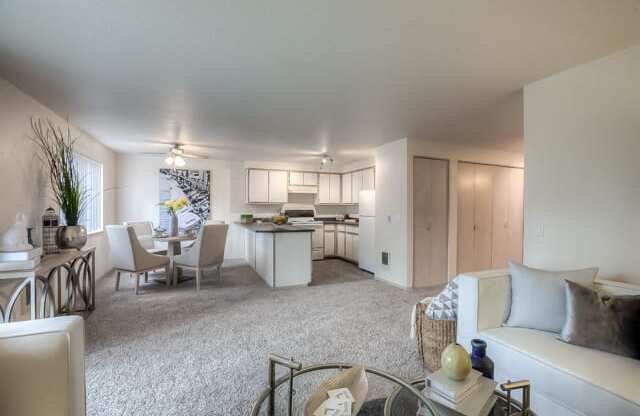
162;196;189;215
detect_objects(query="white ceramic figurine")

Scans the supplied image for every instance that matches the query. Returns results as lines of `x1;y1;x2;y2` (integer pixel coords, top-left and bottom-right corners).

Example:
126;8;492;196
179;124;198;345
0;213;33;251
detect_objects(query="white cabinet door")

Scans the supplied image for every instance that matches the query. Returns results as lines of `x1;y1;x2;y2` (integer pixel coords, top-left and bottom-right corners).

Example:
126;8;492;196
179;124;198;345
289;171;304;185
324;231;335;256
303;172;318;186
345;233;354;260
353;234;359;262
329;174;341;204
311;226;324;248
362;168;375;191
248;169;269;203
352;170;362;204
318;174;331;203
342;173;352;204
336;230;345;256
268;170;288;203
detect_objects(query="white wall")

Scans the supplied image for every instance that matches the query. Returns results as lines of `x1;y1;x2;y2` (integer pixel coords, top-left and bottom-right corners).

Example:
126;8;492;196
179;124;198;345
0;77;117;279
374;137;523;288
115;156;371;259
524;45;640;284
374;139;409;288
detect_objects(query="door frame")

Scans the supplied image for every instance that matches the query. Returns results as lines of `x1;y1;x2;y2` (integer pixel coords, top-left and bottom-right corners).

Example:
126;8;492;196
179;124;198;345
411;156;450;289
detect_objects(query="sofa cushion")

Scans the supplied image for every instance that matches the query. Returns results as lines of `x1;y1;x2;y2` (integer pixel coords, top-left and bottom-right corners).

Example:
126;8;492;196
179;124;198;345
480;326;640;415
504;261;598;333
561;280;640;359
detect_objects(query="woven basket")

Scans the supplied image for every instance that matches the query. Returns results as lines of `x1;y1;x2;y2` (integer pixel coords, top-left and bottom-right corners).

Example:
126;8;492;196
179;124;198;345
415;298;457;372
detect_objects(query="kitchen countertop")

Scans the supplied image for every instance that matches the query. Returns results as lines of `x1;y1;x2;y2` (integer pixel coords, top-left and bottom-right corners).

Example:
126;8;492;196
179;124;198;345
317;220;359;225
235;222;315;233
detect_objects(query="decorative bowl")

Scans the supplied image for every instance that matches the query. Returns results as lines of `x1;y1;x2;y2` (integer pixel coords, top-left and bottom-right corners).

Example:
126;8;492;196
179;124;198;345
272;215;288;225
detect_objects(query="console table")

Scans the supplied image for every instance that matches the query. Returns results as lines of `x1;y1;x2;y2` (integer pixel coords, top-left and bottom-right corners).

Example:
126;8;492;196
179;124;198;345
0;248;95;322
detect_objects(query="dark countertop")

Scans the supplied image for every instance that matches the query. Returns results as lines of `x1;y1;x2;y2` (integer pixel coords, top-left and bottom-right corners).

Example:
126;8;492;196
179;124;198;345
235;222;315;233
318;220;359;225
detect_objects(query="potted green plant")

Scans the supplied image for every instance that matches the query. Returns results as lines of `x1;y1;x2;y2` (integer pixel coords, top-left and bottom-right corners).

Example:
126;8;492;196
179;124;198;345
29;117;89;249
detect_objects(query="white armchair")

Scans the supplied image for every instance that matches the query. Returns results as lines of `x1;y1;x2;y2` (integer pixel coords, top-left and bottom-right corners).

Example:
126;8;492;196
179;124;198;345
0;316;86;416
173;223;228;290
106;225;170;294
123;221;167;255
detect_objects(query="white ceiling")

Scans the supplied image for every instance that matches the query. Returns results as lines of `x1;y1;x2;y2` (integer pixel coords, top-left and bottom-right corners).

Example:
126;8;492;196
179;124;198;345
1;1;639;163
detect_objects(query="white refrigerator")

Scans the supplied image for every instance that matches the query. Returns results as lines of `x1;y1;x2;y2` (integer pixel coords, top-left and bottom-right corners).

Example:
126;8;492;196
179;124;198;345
358;190;376;273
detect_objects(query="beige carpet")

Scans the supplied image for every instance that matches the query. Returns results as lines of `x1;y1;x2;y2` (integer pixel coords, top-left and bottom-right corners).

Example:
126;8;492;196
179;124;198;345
85;259;436;415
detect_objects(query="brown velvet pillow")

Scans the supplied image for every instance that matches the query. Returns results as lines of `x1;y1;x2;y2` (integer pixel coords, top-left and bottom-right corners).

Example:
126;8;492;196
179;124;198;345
560;280;640;359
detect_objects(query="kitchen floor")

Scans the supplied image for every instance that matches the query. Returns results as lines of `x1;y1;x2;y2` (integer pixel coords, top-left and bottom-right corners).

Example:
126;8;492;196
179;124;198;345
310;258;373;286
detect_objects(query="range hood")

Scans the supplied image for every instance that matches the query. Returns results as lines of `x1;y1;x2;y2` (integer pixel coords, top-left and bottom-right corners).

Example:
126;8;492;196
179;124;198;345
288;185;318;194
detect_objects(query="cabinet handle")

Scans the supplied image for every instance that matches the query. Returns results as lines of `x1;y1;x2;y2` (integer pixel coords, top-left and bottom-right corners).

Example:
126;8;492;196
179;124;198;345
426;221;432;231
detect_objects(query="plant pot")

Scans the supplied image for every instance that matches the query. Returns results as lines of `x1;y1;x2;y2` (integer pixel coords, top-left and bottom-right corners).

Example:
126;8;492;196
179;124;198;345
56;225;87;250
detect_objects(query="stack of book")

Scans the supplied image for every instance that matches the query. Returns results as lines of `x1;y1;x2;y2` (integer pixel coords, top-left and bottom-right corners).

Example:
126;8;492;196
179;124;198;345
424;369;497;416
0;247;43;272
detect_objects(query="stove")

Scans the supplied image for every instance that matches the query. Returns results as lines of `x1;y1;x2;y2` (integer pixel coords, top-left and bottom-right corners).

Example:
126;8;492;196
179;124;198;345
281;204;324;259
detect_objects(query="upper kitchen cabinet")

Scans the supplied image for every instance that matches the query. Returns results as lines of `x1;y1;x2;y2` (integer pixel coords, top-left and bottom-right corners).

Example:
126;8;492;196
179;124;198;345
362;167;375;191
289;171;318;186
246;168;289;204
317;173;342;204
342;173;352;204
351;170;362;204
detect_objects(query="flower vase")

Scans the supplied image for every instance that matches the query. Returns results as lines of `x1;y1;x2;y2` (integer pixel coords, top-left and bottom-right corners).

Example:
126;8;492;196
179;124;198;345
470;339;494;379
170;213;179;237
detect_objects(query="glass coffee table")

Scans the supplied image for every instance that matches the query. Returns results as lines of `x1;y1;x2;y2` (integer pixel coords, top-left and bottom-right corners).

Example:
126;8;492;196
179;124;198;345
385;378;530;416
252;355;531;416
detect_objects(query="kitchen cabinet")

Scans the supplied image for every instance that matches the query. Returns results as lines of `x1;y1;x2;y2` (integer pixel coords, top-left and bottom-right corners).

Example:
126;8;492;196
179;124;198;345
324;225;335;256
413;158;449;288
336;224;346;257
247;169;288;204
290;171;318;186
247;169;269;203
318;173;342;204
351;170;362;204
289;171;303;185
362;168;375;191
457;162;523;274
303;172;318;186
345;225;359;262
268;170;288;203
342;173;352;204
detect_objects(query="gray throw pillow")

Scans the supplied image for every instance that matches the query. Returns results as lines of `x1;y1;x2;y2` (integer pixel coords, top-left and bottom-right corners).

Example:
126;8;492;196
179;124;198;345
503;261;598;333
560;280;640;359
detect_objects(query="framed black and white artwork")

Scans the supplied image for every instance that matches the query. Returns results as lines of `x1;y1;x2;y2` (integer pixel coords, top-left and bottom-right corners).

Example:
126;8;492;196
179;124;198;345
159;168;211;231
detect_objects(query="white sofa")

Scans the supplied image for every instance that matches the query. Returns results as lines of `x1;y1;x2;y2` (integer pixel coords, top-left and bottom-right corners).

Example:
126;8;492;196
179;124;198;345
0;316;86;416
457;269;640;416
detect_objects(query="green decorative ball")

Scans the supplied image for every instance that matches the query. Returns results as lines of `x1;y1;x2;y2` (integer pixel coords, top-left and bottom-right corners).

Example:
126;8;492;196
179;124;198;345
441;343;472;381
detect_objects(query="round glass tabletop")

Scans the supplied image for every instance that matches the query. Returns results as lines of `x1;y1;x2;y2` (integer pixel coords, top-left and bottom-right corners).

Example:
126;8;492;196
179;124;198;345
385;379;524;416
251;363;439;416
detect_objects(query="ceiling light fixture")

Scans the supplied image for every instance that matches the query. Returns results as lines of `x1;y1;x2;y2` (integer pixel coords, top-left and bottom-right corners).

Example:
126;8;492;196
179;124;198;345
164;155;175;165
174;155;186;167
320;154;335;168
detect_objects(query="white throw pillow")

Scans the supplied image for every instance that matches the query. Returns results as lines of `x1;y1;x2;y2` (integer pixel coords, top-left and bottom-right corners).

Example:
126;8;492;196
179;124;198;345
426;278;458;320
503;261;598;333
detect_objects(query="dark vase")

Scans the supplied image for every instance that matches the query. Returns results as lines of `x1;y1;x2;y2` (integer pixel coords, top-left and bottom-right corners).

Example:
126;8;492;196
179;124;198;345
470;339;494;379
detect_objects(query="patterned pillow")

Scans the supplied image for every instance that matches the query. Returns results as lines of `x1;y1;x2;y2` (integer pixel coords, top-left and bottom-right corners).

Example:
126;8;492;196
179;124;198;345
425;279;458;320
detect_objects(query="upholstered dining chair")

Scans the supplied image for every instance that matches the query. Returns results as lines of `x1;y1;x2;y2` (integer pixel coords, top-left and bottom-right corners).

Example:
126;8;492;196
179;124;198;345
106;225;170;294
123;221;167;255
173;223;228;291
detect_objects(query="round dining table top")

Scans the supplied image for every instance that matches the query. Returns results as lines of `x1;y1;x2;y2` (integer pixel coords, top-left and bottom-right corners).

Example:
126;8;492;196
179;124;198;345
152;234;196;242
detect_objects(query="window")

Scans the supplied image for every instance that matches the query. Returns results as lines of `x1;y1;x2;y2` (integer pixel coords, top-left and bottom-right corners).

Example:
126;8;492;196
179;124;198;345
75;153;103;234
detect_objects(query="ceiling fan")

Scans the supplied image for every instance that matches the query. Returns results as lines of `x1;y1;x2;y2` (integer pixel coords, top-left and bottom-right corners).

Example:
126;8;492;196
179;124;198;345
139;143;209;167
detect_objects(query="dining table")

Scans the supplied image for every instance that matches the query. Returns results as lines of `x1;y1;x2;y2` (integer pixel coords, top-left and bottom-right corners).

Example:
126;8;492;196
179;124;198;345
152;233;197;285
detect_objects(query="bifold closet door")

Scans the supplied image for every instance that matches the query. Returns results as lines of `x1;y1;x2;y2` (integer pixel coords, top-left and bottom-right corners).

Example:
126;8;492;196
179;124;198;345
457;162;523;274
413;158;449;288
